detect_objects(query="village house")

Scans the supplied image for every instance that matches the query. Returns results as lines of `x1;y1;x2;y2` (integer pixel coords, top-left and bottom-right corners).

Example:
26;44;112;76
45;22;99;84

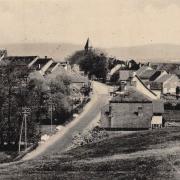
100;86;164;130
1;56;68;81
149;70;168;82
46;64;90;102
30;56;55;75
151;63;180;78
3;56;39;68
118;70;135;91
141;70;168;97
150;73;179;95
69;71;90;96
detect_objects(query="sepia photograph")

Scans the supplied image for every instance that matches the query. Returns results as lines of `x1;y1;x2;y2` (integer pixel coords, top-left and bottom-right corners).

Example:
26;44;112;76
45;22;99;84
0;0;180;179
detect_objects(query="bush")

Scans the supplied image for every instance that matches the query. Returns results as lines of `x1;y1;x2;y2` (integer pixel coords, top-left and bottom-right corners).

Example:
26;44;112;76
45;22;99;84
72;127;109;147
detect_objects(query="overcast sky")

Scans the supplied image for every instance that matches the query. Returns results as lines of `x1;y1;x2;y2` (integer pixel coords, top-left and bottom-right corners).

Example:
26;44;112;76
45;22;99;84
0;0;180;47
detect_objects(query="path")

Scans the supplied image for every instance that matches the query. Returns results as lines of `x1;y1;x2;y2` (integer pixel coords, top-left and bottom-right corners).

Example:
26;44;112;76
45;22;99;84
23;81;109;160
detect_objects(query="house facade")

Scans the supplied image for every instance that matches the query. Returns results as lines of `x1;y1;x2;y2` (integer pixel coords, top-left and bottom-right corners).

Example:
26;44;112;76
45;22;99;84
150;74;179;95
100;87;164;130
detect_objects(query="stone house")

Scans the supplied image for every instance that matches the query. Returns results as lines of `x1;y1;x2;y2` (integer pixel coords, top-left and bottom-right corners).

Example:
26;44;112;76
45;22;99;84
100;87;164;130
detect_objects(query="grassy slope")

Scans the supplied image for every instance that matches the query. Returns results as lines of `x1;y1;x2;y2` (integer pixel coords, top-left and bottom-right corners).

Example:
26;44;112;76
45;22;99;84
1;127;180;179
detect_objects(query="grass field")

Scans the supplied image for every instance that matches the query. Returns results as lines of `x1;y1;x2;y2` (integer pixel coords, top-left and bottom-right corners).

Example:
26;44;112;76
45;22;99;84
1;127;180;179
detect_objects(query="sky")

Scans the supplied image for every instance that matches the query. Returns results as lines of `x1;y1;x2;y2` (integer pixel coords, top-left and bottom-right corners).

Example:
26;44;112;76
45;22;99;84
0;0;180;47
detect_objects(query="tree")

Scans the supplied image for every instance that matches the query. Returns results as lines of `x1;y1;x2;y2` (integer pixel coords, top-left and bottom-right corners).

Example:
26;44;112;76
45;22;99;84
48;75;73;124
0;61;41;147
67;49;108;82
128;59;139;70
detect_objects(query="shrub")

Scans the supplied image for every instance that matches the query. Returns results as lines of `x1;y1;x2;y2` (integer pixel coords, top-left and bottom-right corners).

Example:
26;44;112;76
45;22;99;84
72;127;109;147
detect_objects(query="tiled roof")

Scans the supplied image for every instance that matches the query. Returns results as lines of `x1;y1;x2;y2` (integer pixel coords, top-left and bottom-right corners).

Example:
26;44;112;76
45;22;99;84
149;70;162;81
32;57;51;70
139;69;156;79
110;87;152;103
45;62;57;74
155;74;172;83
154;63;178;73
47;66;88;84
4;56;38;65
136;66;152;76
33;58;51;65
46;66;67;80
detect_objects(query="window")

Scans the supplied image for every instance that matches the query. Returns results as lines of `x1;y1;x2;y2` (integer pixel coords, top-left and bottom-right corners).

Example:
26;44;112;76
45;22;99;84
138;106;143;117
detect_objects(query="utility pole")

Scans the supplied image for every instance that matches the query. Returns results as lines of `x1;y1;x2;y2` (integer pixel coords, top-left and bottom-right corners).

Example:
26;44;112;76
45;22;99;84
18;115;24;153
24;113;27;150
50;101;53;133
49;96;55;133
18;107;31;153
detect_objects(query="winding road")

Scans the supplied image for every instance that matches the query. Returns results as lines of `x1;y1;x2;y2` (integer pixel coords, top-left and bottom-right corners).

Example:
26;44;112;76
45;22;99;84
23;81;109;160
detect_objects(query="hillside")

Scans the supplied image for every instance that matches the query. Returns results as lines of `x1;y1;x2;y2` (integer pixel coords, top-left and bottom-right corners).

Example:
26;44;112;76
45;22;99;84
1;127;180;179
1;43;180;62
106;44;180;62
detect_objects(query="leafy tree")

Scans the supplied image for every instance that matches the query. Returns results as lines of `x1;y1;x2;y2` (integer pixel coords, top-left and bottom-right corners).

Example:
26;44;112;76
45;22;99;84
0;61;41;147
67;49;108;82
48;75;73;124
128;59;139;70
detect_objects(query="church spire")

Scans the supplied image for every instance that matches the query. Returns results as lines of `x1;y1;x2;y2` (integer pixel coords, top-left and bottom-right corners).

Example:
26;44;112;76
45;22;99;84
84;38;89;52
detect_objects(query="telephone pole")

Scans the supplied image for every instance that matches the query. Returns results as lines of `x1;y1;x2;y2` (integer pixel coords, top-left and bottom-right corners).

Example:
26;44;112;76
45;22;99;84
18;107;31;153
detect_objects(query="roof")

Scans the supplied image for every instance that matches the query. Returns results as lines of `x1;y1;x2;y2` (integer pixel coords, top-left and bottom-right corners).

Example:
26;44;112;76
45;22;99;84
172;69;180;78
153;63;178;73
136;65;152;76
119;70;132;81
34;58;51;65
139;69;156;79
110;87;152;103
46;65;88;84
46;66;67;80
155;74;173;83
4;56;38;65
109;64;122;76
32;57;52;70
134;75;158;98
149;70;162;81
45;62;57;74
